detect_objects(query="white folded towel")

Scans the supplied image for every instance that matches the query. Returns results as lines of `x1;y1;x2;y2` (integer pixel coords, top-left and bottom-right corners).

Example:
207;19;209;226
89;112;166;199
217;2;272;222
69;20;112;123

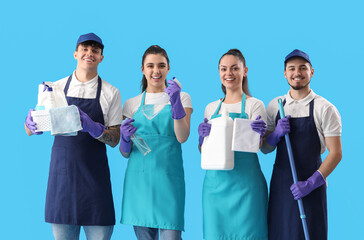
232;118;260;153
49;105;82;136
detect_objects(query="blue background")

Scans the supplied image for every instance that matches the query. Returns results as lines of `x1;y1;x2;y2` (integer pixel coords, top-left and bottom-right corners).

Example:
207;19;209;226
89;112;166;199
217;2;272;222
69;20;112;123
1;0;362;239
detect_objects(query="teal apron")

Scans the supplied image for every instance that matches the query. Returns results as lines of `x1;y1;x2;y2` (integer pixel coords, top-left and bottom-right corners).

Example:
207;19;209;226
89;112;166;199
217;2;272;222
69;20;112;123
121;91;185;231
202;93;268;240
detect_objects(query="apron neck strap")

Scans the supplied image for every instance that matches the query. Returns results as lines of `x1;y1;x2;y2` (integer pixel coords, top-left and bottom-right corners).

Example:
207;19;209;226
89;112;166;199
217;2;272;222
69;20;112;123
240;93;247;118
212;98;224;116
139;91;147;108
64;75;102;100
212;93;247;117
64;75;73;95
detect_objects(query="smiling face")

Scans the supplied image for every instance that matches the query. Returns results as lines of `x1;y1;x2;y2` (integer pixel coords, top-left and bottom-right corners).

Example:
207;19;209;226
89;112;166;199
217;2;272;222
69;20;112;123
74;44;104;72
142;54;170;92
284;57;314;91
219;55;248;93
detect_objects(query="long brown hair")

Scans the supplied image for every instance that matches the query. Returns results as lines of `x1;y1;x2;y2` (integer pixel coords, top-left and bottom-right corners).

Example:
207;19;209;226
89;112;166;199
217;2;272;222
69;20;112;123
219;49;251;96
140;45;170;92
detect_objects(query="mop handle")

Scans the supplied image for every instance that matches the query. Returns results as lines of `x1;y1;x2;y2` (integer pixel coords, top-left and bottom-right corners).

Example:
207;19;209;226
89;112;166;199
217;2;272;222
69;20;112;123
278;98;310;240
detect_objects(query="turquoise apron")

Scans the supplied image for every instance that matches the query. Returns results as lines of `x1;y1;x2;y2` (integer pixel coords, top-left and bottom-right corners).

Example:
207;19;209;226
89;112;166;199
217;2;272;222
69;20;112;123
202;93;268;240
121;91;185;231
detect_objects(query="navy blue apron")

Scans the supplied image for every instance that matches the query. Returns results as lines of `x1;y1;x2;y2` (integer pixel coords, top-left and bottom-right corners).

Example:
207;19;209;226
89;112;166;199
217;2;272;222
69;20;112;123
45;75;115;226
268;99;327;240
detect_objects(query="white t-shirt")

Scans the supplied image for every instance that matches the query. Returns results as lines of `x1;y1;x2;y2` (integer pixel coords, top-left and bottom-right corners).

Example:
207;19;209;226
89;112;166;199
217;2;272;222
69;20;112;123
203;97;267;122
54;72;123;127
123;92;193;119
266;90;342;154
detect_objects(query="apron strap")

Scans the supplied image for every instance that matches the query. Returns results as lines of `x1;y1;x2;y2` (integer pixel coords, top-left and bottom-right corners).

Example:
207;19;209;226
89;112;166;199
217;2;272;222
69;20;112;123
64;75;73;96
212;93;248;119
240;93;248;118
138;91;147;109
95;76;102;101
64;74;102;101
212;98;224;117
309;99;315;119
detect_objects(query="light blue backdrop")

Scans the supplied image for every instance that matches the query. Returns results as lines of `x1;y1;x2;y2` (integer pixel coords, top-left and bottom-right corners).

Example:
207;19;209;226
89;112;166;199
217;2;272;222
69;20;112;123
1;0;362;239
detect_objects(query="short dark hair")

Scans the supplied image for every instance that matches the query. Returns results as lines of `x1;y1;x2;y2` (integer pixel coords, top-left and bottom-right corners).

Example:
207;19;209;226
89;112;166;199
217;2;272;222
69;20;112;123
140;45;170;92
76;40;104;55
218;49;251;96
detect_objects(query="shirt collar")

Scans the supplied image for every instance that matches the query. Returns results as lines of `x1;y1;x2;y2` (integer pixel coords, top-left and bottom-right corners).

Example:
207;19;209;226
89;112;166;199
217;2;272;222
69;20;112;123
286;89;316;106
70;71;99;87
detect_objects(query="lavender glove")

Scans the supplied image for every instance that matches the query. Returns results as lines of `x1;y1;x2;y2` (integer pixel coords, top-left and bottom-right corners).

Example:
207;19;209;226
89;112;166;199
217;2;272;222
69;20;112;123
290;171;326;200
79;108;105;138
266;115;291;147
25;109;43;135
164;78;186;120
198;118;211;146
250;115;267;137
119;118;137;153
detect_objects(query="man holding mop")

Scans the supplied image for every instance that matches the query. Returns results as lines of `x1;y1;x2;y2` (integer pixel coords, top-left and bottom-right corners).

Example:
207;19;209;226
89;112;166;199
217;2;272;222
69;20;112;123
262;49;342;240
24;33;122;240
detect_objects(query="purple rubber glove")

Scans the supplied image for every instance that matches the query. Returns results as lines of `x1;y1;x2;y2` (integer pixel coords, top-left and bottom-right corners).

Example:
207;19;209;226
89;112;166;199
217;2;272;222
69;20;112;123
164;78;186;120
198;118;211;146
290;171;326;200
78;107;105;138
119;118;137;153
266;115;291;147
25;109;43;135
250;115;267;137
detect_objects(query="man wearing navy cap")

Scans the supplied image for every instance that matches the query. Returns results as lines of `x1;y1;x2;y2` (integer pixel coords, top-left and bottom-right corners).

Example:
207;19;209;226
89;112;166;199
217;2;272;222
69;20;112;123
262;49;342;239
25;33;122;240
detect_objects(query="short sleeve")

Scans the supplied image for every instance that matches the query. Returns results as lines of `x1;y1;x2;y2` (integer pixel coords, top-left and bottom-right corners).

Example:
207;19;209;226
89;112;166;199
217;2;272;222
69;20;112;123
247;98;267;122
181;92;192;109
106;89;123;126
266;97;280;132
321;105;342;137
122;99;135;119
203;100;220;120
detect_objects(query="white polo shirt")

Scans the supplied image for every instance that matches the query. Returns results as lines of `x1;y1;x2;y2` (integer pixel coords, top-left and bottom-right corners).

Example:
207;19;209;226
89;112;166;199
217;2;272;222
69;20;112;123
123;92;192;119
266;90;342;154
203;97;267;123
54;72;123;127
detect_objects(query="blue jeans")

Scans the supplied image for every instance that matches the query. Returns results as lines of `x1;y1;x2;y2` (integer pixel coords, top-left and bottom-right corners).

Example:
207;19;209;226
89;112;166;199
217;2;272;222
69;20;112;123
133;226;182;240
51;224;114;240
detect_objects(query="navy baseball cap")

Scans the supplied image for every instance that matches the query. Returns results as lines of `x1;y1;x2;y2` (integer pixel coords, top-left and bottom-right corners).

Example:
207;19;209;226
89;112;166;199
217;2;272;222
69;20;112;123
76;33;104;49
284;49;311;65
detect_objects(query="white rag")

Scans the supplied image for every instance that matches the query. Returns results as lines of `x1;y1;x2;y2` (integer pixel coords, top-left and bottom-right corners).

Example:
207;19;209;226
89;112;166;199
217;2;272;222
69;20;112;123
49;105;82;136
232;118;260;153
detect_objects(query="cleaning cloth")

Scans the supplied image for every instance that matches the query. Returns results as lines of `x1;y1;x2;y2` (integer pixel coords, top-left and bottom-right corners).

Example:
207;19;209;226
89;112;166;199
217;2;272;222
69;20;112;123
232;118;260;153
49;105;82;136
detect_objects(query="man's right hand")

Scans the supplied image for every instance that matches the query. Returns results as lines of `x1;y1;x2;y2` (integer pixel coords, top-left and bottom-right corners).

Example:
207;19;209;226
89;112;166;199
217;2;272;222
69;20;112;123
266;115;291;147
25;109;43;135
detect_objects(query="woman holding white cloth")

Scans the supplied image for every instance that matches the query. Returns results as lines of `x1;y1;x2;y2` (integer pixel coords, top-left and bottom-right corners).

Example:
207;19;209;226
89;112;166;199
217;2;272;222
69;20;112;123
198;49;268;240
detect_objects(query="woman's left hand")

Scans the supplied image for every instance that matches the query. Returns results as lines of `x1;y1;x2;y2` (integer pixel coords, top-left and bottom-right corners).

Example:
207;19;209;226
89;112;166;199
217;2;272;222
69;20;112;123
250;115;267;137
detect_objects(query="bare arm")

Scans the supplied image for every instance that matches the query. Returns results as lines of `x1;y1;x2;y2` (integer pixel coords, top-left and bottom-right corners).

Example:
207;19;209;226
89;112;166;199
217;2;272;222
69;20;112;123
98;125;121;148
318;136;342;178
174;108;192;143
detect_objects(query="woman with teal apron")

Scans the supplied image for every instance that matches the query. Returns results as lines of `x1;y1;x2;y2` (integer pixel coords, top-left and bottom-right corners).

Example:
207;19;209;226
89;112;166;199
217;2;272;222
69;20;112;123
198;49;268;240
119;45;193;240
